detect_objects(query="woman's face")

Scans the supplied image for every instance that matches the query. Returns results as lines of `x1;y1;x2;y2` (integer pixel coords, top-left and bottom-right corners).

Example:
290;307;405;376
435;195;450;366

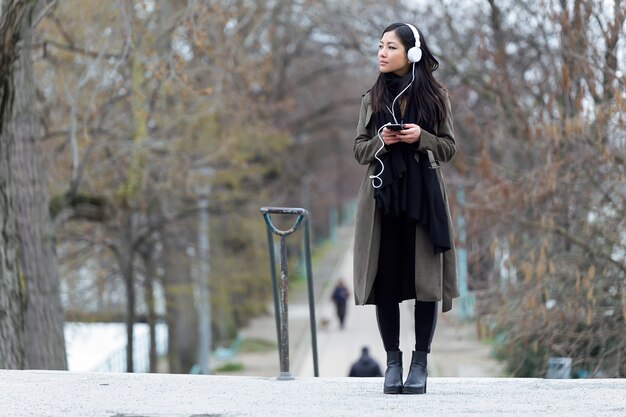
378;30;410;76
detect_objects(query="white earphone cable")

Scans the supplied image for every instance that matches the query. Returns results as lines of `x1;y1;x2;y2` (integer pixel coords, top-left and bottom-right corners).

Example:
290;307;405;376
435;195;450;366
369;63;416;189
369;124;388;188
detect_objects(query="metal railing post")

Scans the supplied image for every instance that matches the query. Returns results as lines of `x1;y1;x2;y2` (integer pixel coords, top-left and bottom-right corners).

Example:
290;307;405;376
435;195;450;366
264;225;282;357
303;214;319;377
260;207;319;379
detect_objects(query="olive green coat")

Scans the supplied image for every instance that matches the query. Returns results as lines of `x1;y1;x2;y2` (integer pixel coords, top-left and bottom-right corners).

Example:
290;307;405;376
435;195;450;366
352;92;459;312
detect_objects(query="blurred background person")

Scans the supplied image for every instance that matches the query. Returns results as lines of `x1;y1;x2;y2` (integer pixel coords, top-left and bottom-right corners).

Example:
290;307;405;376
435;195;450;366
349;346;383;377
331;279;350;329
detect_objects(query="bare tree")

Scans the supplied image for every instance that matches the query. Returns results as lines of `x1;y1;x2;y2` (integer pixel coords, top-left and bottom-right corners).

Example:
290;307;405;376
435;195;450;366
423;0;625;376
0;0;30;369
1;0;66;369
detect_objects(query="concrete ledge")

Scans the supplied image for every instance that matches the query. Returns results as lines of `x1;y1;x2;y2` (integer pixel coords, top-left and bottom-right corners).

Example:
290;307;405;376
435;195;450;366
1;370;624;417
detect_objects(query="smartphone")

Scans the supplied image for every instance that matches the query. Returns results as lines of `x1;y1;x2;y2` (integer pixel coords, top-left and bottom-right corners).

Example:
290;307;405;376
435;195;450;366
386;124;404;131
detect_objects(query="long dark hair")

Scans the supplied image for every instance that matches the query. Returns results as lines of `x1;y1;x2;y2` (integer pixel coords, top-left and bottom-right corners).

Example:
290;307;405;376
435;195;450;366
370;23;448;132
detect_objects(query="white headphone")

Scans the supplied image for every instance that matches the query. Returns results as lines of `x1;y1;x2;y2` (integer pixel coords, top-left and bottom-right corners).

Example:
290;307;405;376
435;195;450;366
404;23;422;63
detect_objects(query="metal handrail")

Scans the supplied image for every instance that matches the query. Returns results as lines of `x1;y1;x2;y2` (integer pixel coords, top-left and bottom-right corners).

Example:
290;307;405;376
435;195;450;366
260;207;319;379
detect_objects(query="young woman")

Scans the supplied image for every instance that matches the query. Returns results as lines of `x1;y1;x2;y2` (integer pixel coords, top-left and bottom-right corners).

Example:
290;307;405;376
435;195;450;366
352;22;459;395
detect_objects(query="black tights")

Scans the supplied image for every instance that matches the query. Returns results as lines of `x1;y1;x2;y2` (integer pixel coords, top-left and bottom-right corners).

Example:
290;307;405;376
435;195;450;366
376;301;438;353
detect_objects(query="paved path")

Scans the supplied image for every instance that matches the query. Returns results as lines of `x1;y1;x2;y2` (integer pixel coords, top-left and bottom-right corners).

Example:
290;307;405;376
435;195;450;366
235;225;504;379
1;370;624;417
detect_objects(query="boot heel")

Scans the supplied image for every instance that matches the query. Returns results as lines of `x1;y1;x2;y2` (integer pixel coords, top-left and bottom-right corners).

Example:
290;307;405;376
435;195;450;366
403;351;428;395
383;351;403;394
384;386;403;394
402;385;425;394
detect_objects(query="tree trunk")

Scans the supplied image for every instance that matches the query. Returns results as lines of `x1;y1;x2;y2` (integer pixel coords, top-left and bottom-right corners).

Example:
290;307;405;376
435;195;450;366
124;254;135;373
0;0;35;370
10;0;67;370
162;224;197;374
0;78;25;368
140;246;158;373
117;213;136;373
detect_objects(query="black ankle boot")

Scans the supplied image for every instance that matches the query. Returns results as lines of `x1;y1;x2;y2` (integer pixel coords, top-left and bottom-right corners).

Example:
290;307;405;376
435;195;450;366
403;351;427;394
383;350;403;394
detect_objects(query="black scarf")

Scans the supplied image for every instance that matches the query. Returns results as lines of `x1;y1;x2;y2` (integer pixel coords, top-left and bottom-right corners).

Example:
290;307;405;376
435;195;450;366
373;73;451;255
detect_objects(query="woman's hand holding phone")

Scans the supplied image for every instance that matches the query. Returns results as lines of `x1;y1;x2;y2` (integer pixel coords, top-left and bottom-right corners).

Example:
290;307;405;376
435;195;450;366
396;123;421;144
382;126;402;145
383;123;421;145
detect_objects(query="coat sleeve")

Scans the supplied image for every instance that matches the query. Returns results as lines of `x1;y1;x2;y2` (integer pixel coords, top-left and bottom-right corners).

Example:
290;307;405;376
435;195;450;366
353;93;388;165
417;93;456;163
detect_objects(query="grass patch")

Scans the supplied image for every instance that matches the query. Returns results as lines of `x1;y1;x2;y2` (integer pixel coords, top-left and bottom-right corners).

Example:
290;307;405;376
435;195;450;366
288;274;307;292
214;362;244;372
480;336;496;345
239;338;277;353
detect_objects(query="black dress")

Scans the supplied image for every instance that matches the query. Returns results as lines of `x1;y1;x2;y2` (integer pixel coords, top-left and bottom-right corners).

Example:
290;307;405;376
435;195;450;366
373;212;417;304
